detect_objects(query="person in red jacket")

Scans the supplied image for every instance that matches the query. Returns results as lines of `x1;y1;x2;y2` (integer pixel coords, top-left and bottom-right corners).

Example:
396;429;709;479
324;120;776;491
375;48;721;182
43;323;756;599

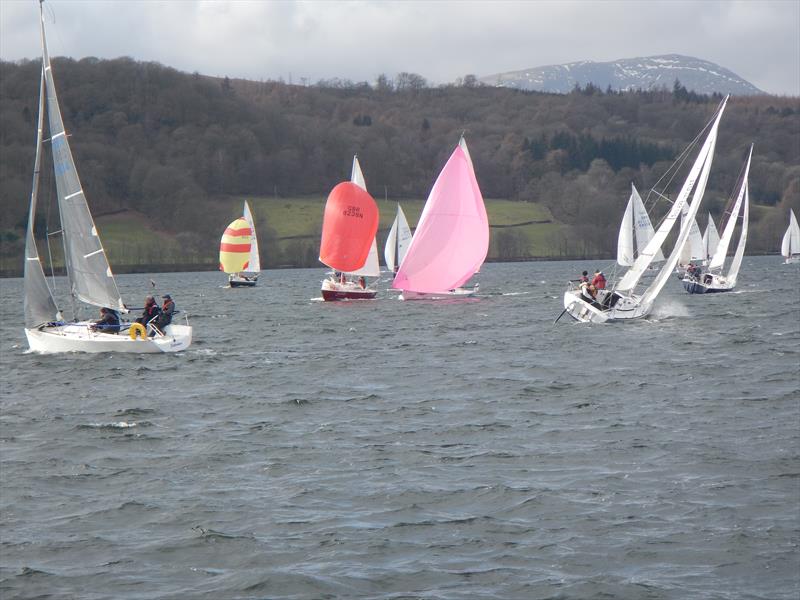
591;270;607;290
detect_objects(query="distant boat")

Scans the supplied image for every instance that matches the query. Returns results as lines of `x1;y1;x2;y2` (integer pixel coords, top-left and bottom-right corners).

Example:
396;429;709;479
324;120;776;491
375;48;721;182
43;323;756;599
219;211;258;288
781;209;800;264
561;96;728;323
683;145;752;294
222;201;260;287
24;3;192;353
617;183;664;267
319;156;380;301
391;136;489;300
384;204;412;276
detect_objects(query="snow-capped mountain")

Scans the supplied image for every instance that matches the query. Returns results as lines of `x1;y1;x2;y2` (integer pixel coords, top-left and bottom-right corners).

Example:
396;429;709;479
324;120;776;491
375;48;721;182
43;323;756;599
479;54;763;95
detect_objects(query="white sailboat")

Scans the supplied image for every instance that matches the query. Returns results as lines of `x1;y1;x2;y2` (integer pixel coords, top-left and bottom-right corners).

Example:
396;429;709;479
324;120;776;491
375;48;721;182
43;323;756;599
617;183;664;267
24;4;191;353
701;213;720;264
228;200;261;287
562;96;728;323
781;209;800;264
384;204;412;275
683;145;753;294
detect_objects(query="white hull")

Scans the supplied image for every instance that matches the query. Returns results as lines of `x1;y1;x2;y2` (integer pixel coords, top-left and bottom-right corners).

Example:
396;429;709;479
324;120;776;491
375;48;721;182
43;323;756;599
25;322;192;353
399;286;478;301
784;255;800;264
562;289;652;323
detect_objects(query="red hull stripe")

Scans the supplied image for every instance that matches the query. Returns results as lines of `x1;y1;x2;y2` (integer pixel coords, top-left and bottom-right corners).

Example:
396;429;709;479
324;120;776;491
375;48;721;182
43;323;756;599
220;243;251;252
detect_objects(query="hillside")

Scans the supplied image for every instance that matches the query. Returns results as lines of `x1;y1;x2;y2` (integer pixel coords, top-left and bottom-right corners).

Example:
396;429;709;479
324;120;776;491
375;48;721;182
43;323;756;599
0;57;798;273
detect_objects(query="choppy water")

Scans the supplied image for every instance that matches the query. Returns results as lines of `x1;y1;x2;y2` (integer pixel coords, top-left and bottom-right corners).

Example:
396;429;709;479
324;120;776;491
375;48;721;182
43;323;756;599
1;257;798;600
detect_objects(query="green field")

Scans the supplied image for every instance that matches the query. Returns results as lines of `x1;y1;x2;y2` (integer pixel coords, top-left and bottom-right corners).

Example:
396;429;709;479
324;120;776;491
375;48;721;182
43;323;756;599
1;197;569;275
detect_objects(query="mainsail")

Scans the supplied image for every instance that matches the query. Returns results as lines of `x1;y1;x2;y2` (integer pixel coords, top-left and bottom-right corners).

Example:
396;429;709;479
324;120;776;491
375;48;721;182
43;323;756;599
40;8;124;312
242;201;261;273
617;95;728;298
392;137;488;293
23;61;60;329
709;145;753;272
702;214;720;263
219;218;252;273
384;204;412;273
344;156;380;278
617;183;663;266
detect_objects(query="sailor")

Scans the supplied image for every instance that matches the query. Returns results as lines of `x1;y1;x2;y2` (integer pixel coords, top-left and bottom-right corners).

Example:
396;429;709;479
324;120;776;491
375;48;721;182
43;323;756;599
591;270;607;290
91;307;121;334
153;294;175;333
136;295;160;326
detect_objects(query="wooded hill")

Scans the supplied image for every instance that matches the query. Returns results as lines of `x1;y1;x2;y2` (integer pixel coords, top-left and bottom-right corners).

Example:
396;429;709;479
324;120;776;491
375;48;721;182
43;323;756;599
1;57;798;273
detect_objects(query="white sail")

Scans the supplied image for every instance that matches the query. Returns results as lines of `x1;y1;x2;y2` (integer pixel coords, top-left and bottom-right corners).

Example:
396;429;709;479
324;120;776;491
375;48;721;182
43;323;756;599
618;184;663;266
702;214;720;262
23;61;61;329
710;145;752;271
242;200;261;273
344;156;380;277
617;96;727;295
727;179;749;285
384;204;412;272
781;209;800;258
679;203;705;264
40;9;124;313
640;101;724;307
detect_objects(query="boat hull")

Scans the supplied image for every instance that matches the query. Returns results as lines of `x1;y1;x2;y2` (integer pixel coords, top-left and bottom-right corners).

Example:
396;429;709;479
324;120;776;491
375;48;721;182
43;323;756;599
682;274;734;294
25;322;192;353
229;275;258;288
784;256;800;264
321;279;376;301
399;286;478;301
562;289;651;323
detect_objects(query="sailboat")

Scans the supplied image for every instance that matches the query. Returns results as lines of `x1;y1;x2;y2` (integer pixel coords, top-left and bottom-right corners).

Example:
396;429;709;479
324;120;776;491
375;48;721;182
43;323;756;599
222;201;260;287
391;136;489;300
617;183;664;267
561;96;728;323
701;213;720;265
319;156;380;300
384;204;412;276
781;209;800;264
683;145;752;294
24;3;191;353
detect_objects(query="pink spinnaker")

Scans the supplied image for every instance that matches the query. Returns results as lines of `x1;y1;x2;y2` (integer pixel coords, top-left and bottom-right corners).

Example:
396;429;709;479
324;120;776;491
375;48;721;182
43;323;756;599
392;140;489;293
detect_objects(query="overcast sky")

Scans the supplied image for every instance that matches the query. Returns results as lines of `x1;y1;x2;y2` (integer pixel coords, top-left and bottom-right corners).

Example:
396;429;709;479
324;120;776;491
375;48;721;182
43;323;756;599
1;0;798;96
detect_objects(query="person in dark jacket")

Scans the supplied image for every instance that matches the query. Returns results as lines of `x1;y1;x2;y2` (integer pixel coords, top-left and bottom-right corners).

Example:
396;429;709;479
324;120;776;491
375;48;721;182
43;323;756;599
91;307;121;334
154;294;175;333
136;295;160;327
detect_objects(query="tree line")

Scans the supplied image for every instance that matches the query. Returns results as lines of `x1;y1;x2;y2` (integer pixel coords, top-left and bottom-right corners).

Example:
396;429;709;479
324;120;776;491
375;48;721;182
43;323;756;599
0;57;798;267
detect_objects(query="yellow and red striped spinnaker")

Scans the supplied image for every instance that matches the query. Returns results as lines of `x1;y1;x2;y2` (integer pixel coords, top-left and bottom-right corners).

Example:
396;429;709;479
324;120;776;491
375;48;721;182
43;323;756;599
219;218;252;273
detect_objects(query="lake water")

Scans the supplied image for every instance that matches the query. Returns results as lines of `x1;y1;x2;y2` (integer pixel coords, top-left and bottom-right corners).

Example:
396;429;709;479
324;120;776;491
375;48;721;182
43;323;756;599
1;257;798;599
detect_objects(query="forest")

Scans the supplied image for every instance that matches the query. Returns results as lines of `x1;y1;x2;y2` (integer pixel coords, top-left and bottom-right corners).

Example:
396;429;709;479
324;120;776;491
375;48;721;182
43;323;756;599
0;57;798;273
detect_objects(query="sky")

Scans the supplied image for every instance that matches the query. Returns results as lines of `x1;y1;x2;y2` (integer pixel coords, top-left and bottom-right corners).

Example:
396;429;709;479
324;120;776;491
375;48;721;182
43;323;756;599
1;0;798;96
